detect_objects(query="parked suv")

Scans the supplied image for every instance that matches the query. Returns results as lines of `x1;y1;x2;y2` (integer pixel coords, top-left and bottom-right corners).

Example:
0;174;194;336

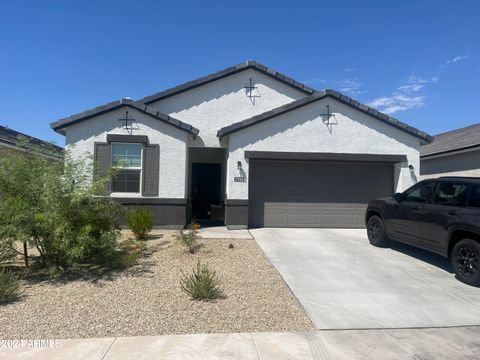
366;177;480;286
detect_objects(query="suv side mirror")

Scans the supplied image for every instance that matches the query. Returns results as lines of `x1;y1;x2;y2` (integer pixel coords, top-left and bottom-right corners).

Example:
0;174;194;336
393;193;403;203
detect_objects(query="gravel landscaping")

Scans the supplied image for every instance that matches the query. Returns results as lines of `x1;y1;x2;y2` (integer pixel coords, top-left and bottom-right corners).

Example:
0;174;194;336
0;230;313;339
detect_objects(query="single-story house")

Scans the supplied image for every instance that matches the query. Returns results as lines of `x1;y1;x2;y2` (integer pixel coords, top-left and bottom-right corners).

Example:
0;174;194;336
0;125;63;158
420;123;480;179
50;61;432;229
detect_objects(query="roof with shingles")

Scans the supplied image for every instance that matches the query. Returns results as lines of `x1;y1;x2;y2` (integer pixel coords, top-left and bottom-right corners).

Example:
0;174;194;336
51;61;432;144
420;123;480;157
0;125;63;151
217;89;433;142
50;98;199;136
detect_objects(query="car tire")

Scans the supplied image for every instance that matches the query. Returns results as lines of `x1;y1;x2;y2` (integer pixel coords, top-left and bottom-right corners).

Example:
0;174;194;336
451;239;480;287
367;215;390;247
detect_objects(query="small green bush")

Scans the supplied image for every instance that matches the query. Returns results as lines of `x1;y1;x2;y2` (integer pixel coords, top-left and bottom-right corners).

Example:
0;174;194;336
180;261;223;301
113;238;146;269
125;208;153;240
177;226;198;254
0;268;20;305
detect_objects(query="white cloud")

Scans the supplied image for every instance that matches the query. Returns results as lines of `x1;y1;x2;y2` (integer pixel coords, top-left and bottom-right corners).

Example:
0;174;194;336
397;75;438;93
446;54;468;65
367;53;467;115
367;74;438;114
338;78;364;95
368;94;425;114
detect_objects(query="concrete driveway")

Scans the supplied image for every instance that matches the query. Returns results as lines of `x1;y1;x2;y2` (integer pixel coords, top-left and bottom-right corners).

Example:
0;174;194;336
252;228;480;329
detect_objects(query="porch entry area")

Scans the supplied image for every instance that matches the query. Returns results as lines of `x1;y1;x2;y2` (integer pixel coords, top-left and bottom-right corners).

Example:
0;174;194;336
188;148;227;225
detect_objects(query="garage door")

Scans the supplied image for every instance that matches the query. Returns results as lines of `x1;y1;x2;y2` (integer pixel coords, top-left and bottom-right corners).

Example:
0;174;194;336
249;160;394;228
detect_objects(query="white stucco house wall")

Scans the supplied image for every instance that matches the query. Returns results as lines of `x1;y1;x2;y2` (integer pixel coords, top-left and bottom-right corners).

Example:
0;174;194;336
51;60;432;228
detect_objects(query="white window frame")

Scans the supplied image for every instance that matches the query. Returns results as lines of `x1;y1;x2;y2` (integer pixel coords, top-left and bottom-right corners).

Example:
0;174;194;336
110;142;143;195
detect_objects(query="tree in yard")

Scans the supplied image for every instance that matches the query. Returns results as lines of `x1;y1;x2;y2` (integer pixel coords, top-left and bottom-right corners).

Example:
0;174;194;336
0;141;121;269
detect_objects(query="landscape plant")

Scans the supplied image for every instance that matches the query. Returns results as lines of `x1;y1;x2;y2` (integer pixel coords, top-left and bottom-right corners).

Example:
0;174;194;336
0;267;20;305
125;207;154;240
0;141;121;270
180;261;223;300
177;225;199;254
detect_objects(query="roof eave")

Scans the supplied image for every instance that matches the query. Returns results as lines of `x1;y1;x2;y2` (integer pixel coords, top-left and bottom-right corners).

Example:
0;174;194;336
420;143;480;158
217;89;433;143
50;99;199;137
139;60;316;105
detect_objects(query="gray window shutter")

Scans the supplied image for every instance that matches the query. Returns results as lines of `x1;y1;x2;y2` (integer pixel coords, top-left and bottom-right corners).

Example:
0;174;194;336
143;144;159;196
94;142;111;193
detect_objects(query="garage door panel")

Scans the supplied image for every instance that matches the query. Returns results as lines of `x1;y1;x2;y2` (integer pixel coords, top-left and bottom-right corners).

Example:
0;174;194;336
264;214;287;226
323;214;357;227
249;160;394;228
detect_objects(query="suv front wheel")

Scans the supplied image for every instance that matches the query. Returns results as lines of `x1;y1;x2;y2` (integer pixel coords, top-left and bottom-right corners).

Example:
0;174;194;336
367;215;390;247
452;239;480;286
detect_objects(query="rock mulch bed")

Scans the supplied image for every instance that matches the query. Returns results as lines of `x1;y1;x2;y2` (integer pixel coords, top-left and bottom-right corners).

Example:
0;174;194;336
0;230;313;339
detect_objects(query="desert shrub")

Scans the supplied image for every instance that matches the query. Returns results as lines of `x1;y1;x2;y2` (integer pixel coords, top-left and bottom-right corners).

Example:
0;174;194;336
110;238;146;269
0;143;121;269
177;226;198;254
125;208;153;240
180;261;223;301
0;268;20;304
0;240;15;266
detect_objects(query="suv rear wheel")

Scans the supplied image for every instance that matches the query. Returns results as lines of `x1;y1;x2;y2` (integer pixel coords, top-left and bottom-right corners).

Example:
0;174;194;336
367;215;390;247
451;239;480;286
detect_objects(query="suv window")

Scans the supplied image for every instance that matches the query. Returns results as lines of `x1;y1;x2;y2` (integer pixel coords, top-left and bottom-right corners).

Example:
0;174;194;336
433;182;469;207
468;185;480;208
403;181;436;203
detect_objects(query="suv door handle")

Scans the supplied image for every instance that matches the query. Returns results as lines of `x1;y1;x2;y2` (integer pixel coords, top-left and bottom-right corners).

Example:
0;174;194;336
447;210;458;215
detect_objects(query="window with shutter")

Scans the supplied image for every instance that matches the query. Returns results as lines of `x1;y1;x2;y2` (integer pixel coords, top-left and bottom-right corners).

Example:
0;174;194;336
111;143;142;193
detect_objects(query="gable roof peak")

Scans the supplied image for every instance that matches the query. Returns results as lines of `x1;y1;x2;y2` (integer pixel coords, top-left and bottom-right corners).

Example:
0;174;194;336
138;60;316;105
50;98;199;137
217;89;433;143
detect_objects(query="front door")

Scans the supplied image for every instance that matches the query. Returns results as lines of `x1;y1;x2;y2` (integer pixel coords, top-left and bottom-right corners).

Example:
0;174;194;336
191;163;222;221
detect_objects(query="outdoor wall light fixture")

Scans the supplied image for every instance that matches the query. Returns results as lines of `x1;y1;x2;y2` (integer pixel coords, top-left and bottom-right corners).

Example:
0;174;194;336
237;161;242;170
408;164;415;173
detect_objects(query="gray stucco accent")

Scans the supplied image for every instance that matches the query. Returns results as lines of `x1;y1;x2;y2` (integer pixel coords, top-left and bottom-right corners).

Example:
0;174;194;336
244;151;407;163
224;199;249;229
217;89;433;142
421;149;480;176
113;197;187;226
138;60;315;105
107;134;149;144
50;98;200;137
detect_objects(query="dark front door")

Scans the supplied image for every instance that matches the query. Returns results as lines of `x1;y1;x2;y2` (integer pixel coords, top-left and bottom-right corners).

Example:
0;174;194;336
191;163;222;221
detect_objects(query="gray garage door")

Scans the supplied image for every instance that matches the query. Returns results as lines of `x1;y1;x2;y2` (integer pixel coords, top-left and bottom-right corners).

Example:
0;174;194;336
249;160;394;228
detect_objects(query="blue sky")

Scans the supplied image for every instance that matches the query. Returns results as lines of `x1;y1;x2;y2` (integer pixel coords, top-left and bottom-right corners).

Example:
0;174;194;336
0;0;478;146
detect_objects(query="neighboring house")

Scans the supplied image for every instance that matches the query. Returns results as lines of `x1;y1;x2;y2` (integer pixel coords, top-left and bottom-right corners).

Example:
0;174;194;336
421;123;480;179
50;60;432;229
0;125;63;158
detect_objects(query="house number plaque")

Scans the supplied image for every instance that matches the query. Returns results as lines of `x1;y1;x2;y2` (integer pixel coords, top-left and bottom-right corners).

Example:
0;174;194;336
234;176;246;183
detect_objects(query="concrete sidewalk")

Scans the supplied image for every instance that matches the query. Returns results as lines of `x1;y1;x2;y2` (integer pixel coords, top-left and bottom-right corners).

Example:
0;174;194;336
2;327;479;359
